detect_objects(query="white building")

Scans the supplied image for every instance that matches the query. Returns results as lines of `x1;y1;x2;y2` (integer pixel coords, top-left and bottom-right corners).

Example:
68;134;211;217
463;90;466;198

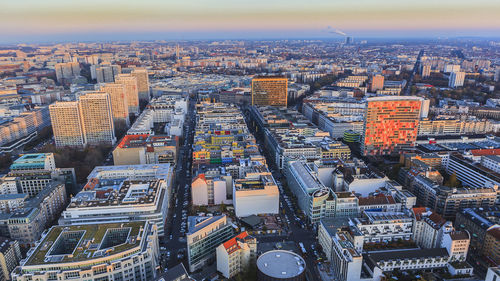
0;176;19;195
55;62;80;82
59;164;173;236
115;74;140;115
99;82;130;127
441;231;470;262
444;64;461;73
482;155;500;173
352;211;414;243
412;208;453;249
365;248;449;274
486;267;500;281
191;173;231;206
317;218;367;281
233;173;279;217
216;231;257;279
448;71;465;88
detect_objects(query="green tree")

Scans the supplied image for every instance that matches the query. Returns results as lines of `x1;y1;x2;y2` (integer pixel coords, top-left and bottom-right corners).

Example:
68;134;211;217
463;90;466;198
444;173;461;188
0;153;13;170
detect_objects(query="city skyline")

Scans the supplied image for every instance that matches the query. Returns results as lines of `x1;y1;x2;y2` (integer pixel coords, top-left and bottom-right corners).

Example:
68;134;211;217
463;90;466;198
1;0;500;43
1;1;500;279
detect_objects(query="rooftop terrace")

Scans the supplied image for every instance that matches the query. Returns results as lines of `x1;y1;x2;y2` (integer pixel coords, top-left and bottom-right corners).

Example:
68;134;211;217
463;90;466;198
25;221;145;266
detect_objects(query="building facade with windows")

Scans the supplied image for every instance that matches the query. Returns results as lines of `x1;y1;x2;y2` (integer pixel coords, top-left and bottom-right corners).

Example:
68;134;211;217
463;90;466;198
362;96;423;156
186;215;234;272
216;231;256;279
251;76;288;107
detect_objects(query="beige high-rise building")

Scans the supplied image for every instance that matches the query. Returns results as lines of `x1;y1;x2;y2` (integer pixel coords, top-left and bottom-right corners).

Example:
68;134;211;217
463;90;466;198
100;83;130;126
132;68;150;103
92;64;121;83
78;92;116;146
49;101;86;147
115;74;140;115
421;64;431;78
54;62;80;82
370;74;384;92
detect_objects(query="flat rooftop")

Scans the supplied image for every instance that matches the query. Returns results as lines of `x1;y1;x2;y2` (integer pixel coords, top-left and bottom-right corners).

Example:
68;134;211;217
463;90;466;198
364;248;449;263
257;250;305;278
87;163;172;181
25;221;146;266
187;215;226;235
290;161;324;192
70;179;162;208
10;153;52;170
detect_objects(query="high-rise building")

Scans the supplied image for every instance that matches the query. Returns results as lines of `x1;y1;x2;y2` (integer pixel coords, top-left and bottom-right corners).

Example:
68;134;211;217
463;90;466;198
78;92;116;146
444;64;461;73
100;83;130;126
494;67;500;82
251;76;288;107
115;74;140;115
370;74;384;92
92;64;121;83
54;62;80;82
49;101;86;147
448;71;465;88
362;96;423;156
132;68;150;103
421;64;431;78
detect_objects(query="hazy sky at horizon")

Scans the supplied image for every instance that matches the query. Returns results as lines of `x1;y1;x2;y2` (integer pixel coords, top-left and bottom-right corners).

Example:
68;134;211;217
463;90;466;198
1;0;500;42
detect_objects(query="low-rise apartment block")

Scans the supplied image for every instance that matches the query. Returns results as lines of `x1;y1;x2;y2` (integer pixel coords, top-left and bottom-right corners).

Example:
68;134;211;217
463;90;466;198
216;231;257;279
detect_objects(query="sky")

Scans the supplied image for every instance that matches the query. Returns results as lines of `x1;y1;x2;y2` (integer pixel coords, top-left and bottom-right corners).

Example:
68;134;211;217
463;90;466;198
1;0;500;43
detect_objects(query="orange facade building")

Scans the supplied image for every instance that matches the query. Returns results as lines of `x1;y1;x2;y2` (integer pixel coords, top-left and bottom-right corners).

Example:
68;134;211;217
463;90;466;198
362;96;423;156
251;76;288;107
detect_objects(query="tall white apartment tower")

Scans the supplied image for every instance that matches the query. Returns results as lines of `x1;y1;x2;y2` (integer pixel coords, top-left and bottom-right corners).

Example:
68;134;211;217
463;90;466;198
421;64;431;78
132;68;150;103
78;92;116;146
448;72;465;88
100;83;130;127
49;101;86;147
54;62;80;82
115;74;140;115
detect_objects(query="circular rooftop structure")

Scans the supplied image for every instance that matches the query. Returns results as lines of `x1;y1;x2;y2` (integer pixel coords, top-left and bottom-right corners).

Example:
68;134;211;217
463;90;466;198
312;188;329;198
257;250;306;281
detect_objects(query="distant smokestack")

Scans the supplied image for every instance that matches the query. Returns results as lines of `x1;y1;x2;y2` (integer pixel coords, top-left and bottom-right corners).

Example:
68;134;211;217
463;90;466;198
326;26;347;36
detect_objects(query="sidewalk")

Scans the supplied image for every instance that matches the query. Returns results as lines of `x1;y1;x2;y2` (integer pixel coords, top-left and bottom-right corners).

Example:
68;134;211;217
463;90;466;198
317;264;336;281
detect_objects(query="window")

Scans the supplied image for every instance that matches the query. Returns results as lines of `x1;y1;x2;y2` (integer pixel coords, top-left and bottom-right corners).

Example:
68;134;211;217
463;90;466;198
64;272;79;280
